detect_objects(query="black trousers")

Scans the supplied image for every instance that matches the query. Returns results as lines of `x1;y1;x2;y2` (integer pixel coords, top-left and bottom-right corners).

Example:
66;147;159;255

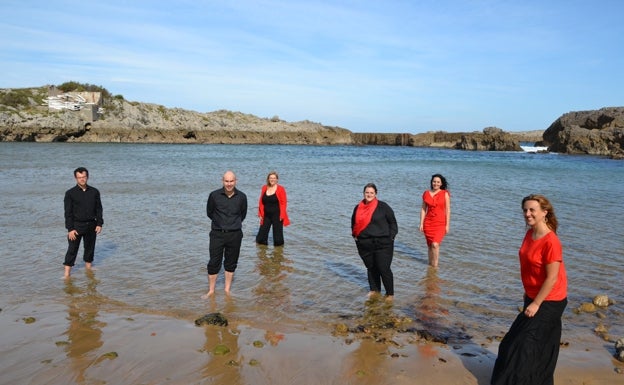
256;212;284;246
491;296;567;385
64;222;97;267
208;230;243;274
355;236;394;296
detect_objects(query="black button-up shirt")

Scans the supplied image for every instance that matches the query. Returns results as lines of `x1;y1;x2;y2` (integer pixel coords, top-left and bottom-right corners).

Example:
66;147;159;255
206;188;247;231
64;184;104;231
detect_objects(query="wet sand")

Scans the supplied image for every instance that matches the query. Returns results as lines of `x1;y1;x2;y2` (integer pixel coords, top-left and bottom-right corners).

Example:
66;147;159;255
1;301;622;385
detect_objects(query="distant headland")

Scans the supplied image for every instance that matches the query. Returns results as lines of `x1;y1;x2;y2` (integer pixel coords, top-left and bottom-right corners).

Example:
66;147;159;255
1;83;622;158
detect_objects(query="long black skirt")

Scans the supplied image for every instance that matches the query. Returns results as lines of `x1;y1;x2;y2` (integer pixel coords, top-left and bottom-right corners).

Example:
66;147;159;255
491;297;567;385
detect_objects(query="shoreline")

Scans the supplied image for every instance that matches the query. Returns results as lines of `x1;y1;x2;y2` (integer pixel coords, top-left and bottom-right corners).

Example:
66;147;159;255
2;300;622;385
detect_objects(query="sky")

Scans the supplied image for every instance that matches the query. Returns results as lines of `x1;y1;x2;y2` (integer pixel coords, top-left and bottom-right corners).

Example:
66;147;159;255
1;0;623;133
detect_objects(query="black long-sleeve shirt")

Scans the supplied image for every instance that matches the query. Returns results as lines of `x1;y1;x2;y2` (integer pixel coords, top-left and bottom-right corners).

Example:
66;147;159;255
351;200;398;240
207;188;248;231
64;184;104;231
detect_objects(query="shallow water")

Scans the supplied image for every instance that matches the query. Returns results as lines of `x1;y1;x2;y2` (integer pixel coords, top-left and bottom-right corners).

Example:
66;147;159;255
1;142;622;344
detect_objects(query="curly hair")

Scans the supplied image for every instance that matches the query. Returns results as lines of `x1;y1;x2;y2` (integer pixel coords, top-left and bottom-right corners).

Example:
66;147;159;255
522;194;558;233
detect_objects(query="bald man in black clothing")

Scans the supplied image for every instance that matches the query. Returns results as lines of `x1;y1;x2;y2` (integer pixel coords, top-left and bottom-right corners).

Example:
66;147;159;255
63;167;103;278
202;170;247;298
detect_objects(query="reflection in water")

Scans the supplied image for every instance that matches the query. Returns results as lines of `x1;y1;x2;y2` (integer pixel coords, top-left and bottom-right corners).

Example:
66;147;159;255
415;267;448;331
414;267;452;357
340;297;398;384
253;246;293;319
341;338;390;384
63;272;106;384
201;299;242;384
253;246;293;346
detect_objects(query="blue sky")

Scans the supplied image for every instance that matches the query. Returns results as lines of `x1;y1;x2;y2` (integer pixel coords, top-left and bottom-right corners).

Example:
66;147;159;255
1;1;623;133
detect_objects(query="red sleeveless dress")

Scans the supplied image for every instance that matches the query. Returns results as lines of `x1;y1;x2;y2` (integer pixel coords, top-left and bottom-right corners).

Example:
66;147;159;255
422;190;449;246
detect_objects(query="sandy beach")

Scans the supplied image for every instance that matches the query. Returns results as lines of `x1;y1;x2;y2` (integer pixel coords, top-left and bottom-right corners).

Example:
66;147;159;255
1;300;622;385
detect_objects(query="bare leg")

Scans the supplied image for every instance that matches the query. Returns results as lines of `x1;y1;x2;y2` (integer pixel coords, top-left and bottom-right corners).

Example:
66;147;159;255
224;271;234;295
64;265;71;279
428;243;440;268
201;274;217;299
85;262;92;270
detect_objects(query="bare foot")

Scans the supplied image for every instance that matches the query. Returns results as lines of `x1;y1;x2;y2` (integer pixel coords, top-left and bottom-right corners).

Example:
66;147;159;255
224;289;231;297
385;295;394;302
85;262;93;270
200;291;214;299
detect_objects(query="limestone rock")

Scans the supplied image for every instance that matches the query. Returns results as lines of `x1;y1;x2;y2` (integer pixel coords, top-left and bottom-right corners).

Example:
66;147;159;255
615;338;624;362
455;127;522;151
542;107;624;158
593;294;610;307
577;302;597;313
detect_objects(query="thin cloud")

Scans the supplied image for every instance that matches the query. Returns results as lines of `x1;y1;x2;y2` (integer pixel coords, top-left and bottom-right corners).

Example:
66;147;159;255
1;0;623;132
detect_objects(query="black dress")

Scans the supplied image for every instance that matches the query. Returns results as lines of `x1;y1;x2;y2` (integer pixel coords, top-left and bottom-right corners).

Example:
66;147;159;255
491;296;567;385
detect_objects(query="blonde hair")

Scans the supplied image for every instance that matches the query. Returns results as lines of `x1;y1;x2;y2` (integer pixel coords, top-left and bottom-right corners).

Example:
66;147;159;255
266;171;279;185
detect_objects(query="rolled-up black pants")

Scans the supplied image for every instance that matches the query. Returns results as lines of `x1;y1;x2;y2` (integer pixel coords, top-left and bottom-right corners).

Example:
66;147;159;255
355;236;394;296
208;229;243;274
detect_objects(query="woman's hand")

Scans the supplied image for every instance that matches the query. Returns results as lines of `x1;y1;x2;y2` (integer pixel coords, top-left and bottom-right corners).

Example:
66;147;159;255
524;302;540;317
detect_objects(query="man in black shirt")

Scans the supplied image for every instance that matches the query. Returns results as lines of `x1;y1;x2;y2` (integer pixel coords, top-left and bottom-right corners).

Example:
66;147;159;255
63;167;103;278
202;170;247;298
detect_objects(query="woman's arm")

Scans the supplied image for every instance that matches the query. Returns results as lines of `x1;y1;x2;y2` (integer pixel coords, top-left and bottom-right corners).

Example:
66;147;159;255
445;191;451;233
419;201;427;232
524;261;560;317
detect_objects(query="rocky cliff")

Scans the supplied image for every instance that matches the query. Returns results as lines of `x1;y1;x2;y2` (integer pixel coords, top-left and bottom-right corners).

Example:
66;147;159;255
542;107;624;159
351;128;522;151
0;93;353;145
1;85;545;152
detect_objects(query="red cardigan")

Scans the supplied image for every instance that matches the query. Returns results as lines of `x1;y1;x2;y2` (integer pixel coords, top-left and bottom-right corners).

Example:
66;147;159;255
258;184;290;226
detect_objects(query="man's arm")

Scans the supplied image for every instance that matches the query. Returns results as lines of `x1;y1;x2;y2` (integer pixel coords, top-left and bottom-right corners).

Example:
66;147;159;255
240;194;248;222
95;189;104;227
206;192;214;220
64;190;74;231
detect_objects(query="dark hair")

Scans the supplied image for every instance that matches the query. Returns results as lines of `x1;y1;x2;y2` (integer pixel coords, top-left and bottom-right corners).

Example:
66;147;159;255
430;174;448;190
363;183;377;194
74;167;89;177
522;194;558;233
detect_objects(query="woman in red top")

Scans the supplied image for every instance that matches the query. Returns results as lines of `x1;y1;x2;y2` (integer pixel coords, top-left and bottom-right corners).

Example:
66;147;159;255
491;194;568;385
256;171;290;246
419;174;451;267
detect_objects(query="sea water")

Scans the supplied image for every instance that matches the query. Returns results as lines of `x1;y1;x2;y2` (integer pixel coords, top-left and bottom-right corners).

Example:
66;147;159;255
0;142;622;343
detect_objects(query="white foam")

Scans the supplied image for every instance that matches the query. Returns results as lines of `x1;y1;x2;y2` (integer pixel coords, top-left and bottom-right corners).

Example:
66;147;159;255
520;145;548;153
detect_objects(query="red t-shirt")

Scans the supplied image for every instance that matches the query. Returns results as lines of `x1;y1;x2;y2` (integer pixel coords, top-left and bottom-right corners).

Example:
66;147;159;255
518;229;567;301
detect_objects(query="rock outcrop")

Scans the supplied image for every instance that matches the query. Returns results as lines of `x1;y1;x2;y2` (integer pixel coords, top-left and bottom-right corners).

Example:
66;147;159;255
0;97;353;145
0;85;543;152
542;107;624;159
352;128;523;151
455;126;522;151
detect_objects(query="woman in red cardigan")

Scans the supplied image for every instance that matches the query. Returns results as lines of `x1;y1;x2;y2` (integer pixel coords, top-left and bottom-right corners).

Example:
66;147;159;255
256;171;290;246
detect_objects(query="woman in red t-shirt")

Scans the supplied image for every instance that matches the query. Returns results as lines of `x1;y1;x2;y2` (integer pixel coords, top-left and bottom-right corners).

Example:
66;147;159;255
491;194;568;385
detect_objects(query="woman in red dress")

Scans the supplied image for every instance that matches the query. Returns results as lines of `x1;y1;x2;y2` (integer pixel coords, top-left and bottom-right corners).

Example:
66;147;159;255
419;174;450;267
